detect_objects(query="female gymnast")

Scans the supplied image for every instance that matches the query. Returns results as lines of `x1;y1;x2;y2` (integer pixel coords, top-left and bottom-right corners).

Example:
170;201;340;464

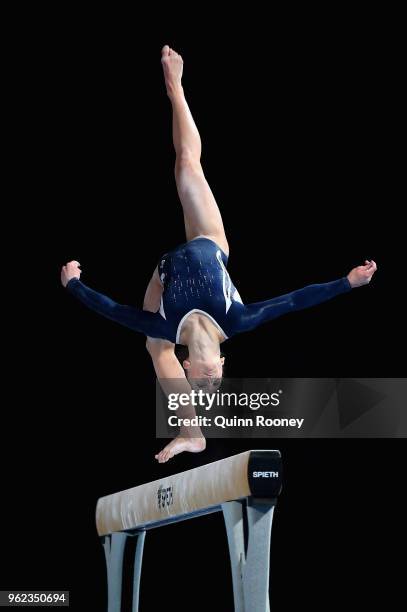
61;45;377;462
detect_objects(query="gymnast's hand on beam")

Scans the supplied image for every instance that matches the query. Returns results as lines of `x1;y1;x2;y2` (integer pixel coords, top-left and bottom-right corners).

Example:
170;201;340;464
347;260;377;288
61;260;82;287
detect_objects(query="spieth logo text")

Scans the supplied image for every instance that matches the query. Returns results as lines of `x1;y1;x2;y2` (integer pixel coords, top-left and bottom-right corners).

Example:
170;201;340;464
252;471;279;478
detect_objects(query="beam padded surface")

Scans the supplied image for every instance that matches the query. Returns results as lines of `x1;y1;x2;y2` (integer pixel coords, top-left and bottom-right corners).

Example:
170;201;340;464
96;450;280;536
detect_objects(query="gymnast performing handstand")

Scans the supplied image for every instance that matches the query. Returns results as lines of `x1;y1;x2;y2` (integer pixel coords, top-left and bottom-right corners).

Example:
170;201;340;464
61;45;377;462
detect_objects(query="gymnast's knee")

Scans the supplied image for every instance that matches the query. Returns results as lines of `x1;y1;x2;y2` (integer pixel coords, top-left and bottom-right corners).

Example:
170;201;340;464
175;149;202;175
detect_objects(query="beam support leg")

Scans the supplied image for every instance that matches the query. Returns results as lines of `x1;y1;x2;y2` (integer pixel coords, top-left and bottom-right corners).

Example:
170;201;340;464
131;531;146;612
243;499;275;612
102;532;128;612
222;501;246;612
222;498;276;612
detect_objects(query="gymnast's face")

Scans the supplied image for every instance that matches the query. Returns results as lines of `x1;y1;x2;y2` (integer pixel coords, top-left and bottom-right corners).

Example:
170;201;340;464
183;356;225;392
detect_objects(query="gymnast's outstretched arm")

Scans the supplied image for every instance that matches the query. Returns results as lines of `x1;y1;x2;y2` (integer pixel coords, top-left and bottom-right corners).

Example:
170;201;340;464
61;260;168;338
238;260;377;332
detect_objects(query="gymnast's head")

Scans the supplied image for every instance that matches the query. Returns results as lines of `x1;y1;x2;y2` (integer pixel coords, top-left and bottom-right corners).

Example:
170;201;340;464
177;346;225;392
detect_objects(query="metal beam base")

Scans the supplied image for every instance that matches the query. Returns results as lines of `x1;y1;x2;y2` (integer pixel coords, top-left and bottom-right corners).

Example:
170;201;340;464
101;497;276;611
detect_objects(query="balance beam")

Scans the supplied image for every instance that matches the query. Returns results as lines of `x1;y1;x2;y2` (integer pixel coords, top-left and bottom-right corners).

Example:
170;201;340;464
97;449;282;611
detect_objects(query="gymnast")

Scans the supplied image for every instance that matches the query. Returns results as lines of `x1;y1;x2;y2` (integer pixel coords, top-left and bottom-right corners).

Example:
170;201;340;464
61;45;377;462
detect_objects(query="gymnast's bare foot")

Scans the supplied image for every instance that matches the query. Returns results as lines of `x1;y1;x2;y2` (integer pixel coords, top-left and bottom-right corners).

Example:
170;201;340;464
161;44;184;97
155;435;206;463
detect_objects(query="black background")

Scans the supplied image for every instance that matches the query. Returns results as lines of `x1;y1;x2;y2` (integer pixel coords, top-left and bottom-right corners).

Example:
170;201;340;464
2;12;405;611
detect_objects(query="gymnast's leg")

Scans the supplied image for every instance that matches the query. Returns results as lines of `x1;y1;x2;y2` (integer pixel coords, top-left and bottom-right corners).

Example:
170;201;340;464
142;267;162;313
161;45;229;255
142;268;206;462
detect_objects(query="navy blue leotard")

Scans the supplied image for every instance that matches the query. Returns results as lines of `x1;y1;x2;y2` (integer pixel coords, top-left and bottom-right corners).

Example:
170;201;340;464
66;237;352;343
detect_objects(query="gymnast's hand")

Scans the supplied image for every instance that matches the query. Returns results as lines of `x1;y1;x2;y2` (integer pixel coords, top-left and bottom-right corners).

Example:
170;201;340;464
347;260;377;288
61;260;82;287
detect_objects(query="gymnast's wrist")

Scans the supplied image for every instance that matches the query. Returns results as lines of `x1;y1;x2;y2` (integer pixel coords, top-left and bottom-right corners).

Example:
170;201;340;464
66;277;80;291
343;276;353;290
